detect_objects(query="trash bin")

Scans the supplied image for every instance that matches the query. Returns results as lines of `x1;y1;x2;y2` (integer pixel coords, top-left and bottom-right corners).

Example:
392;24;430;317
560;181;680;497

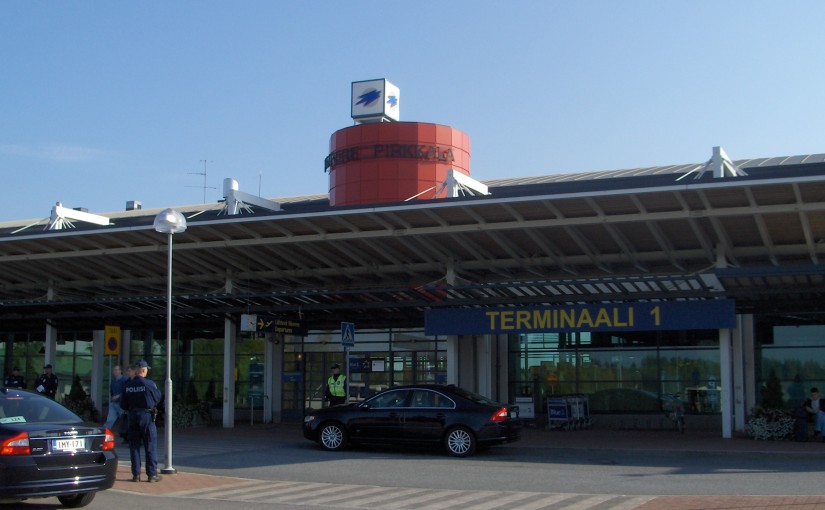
515;397;535;420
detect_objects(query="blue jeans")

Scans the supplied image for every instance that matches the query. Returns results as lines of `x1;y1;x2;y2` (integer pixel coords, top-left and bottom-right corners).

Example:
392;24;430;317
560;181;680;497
103;400;122;430
817;411;825;433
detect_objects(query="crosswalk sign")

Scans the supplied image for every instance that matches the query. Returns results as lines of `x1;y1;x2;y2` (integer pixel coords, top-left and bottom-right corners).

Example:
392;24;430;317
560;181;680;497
341;322;355;347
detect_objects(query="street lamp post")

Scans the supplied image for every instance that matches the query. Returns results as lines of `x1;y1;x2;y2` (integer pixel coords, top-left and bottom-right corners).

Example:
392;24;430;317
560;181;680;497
153;208;187;475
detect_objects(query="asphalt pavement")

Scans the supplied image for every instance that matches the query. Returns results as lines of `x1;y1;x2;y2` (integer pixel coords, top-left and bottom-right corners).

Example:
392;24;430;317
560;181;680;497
110;421;825;509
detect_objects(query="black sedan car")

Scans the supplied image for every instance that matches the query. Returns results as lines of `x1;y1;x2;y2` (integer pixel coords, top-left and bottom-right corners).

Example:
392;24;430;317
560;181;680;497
0;388;117;508
303;384;521;457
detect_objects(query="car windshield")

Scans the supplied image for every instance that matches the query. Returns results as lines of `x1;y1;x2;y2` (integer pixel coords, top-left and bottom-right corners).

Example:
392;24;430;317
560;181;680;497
0;391;82;424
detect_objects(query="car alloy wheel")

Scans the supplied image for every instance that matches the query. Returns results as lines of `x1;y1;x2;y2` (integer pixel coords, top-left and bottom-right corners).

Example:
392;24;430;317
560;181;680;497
445;426;476;457
319;423;346;451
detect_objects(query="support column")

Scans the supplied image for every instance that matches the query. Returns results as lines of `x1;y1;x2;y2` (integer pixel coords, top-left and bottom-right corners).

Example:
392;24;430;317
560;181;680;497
264;334;279;424
740;314;757;425
45;285;57;366
478;335;492;398
733;314;752;432
122;330;132;368
44;322;57;368
223;317;236;428
720;328;733;438
91;330;104;414
446;336;458;386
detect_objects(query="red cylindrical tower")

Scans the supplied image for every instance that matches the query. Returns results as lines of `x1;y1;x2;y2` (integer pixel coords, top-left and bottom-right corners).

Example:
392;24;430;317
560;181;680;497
325;122;471;207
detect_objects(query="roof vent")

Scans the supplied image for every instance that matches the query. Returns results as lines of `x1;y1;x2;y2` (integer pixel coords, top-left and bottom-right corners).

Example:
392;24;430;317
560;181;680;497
126;200;142;211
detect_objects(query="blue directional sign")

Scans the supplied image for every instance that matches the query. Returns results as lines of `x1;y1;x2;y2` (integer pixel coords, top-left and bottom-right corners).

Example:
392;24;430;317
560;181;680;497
341;322;355;347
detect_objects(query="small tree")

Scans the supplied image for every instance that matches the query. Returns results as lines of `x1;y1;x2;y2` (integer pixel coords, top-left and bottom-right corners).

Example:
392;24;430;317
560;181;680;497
204;380;218;407
747;369;792;440
185;379;200;405
761;369;785;409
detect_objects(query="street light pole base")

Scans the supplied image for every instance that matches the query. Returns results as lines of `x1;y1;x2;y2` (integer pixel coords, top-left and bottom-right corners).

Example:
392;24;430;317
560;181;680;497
160;467;177;475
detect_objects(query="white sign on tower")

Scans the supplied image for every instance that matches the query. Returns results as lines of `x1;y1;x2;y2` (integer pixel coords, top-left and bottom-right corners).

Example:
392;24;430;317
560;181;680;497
351;79;399;123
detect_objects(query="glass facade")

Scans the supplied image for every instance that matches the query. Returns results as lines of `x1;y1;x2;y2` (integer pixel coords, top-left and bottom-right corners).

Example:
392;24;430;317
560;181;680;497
755;313;825;410
508;329;721;414
4;312;825;422
282;329;445;422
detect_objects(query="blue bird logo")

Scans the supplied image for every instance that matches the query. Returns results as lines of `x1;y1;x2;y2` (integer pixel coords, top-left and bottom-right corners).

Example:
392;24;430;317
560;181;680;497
356;89;382;107
387;95;398;108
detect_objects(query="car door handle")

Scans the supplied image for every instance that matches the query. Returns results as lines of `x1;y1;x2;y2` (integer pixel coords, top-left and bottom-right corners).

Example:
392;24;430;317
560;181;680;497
435;413;445;419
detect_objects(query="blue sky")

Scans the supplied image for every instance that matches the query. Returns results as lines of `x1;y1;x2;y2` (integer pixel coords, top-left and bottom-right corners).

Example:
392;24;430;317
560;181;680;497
2;2;823;222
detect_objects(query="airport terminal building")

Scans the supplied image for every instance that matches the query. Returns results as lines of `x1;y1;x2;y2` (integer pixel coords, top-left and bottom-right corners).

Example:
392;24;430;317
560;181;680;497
1;81;823;437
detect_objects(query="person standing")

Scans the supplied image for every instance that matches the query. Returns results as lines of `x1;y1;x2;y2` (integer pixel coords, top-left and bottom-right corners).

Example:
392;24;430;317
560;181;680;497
804;387;825;441
121;360;162;483
4;366;25;389
103;365;127;431
325;363;347;407
35;364;58;399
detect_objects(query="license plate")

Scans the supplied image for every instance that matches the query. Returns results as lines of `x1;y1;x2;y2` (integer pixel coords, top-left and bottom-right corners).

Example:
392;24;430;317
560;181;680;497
52;438;85;452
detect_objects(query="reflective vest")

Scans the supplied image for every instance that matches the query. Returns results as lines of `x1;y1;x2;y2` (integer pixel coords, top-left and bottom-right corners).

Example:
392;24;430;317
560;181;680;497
327;375;346;397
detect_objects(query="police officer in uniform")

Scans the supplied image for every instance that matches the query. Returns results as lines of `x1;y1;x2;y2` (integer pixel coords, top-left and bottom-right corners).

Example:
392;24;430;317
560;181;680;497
325;363;347;406
35;364;58;399
4;367;25;389
121;360;162;483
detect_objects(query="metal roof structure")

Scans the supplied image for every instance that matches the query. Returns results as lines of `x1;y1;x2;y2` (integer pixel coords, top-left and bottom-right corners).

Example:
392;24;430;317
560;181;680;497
1;153;824;332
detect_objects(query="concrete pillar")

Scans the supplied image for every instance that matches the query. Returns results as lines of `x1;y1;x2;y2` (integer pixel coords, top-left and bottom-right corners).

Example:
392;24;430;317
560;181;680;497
446;336;458;386
732;314;753;432
44;322;57;370
478;335;492;398
265;334;282;423
720;328;733;438
122;330;132;369
91;330;104;414
223;317;236;428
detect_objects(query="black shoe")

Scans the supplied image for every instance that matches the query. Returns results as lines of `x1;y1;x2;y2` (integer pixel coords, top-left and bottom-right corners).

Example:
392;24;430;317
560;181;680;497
147;475;162;483
131;475;140;482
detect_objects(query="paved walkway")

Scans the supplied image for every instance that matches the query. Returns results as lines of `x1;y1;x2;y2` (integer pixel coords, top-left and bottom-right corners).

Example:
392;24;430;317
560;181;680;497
111;423;825;509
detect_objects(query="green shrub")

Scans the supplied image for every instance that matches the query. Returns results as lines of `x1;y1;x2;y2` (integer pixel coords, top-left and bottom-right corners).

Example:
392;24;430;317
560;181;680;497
746;406;793;440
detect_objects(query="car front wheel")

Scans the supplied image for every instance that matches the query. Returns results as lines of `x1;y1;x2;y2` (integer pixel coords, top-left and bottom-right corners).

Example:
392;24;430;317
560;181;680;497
57;492;96;508
445;426;476;457
318;422;347;451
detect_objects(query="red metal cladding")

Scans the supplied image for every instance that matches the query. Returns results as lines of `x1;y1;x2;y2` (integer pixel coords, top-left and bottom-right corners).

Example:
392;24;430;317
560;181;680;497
326;122;471;206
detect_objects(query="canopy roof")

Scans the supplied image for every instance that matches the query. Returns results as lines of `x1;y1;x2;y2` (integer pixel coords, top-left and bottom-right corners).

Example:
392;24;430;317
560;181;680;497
1;153;823;332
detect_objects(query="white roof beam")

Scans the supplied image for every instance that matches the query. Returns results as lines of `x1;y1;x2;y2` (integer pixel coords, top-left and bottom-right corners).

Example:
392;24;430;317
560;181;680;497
221;178;280;215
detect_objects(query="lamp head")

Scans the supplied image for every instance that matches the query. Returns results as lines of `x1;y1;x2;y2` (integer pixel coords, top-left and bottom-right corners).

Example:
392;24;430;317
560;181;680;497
153;208;187;234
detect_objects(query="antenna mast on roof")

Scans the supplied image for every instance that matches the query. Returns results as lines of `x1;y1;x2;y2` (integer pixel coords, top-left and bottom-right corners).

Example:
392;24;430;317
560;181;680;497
187;159;216;203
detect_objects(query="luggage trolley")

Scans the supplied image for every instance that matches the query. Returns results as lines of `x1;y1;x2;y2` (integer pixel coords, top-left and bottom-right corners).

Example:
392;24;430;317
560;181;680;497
567;394;593;430
546;397;572;430
547;395;592;430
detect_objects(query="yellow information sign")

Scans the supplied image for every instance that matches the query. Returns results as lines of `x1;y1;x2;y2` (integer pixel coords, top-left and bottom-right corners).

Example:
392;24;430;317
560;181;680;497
104;325;121;356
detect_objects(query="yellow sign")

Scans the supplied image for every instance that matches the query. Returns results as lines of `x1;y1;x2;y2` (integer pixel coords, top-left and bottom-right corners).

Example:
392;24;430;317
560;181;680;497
104;325;121;356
